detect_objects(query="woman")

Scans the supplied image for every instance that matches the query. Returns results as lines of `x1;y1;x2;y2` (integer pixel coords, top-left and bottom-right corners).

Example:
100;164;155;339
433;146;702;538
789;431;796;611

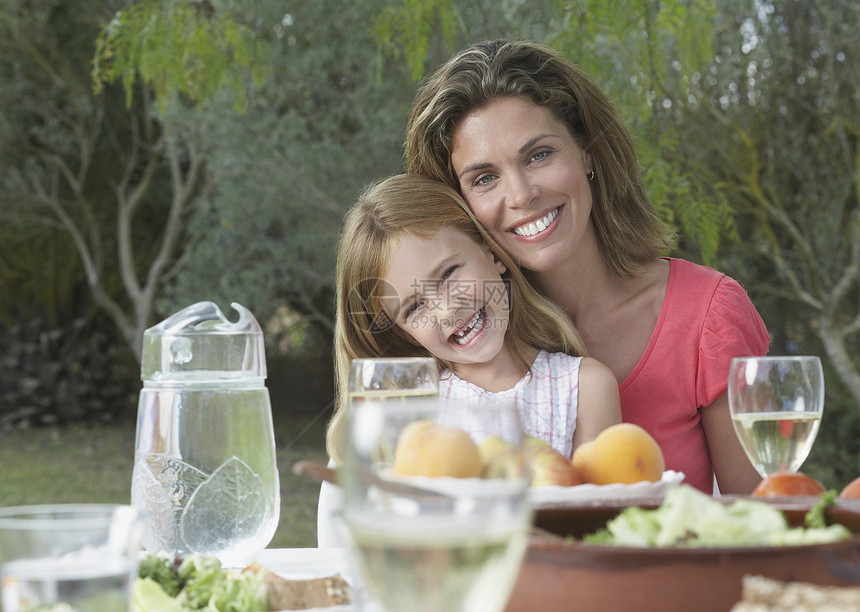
403;39;770;494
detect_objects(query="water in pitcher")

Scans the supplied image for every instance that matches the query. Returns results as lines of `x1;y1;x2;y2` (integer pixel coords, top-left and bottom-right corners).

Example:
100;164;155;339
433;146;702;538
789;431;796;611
132;302;279;568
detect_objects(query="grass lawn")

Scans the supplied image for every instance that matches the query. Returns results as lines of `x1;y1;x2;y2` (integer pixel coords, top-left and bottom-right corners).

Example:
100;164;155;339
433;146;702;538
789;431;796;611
0;410;331;549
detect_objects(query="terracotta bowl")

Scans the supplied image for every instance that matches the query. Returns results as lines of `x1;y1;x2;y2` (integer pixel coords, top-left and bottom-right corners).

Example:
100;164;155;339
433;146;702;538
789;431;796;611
503;496;860;612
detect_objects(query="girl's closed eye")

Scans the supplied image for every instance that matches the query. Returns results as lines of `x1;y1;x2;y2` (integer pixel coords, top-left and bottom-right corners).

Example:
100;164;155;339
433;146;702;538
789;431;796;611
441;264;460;281
402;298;425;320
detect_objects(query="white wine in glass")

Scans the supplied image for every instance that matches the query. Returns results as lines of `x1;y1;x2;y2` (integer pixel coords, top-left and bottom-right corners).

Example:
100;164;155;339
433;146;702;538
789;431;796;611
348;357;439;404
728;356;824;478
340;397;531;612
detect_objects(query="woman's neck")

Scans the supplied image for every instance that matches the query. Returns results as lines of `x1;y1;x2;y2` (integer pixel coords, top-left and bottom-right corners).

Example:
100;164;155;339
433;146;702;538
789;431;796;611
529;240;618;326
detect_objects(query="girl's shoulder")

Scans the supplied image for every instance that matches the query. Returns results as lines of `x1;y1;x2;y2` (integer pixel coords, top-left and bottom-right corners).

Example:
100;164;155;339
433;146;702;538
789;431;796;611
530;350;583;383
535;350;583;369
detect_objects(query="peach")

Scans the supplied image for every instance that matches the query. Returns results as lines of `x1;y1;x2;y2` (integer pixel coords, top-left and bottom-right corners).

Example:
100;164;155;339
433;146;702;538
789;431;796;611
392;421;482;478
573;423;665;485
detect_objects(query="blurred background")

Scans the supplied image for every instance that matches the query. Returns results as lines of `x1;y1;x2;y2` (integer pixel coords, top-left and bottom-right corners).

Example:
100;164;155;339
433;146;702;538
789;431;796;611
1;0;858;547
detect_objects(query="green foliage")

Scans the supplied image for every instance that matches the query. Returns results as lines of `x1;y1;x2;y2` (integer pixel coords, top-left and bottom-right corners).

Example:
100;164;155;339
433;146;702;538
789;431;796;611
158;0;416;341
0;0;141;330
373;0;461;81
0;315;138;427
92;0;269;112
0;223;86;328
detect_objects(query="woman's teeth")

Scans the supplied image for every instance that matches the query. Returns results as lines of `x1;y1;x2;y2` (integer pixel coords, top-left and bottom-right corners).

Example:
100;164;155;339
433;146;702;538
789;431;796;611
513;207;558;237
452;308;485;345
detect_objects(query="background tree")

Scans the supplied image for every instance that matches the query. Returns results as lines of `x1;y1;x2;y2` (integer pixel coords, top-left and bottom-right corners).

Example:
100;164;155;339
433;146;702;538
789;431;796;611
671;0;860;477
0;0;145;422
678;0;859;402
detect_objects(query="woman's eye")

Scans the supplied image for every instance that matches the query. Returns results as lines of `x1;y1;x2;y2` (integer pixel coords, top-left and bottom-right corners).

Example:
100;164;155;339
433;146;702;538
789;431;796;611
530;149;551;163
472;173;494;187
441;265;459;281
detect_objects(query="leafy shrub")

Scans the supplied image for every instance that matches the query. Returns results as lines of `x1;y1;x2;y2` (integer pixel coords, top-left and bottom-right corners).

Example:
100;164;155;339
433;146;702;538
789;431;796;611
0;316;139;428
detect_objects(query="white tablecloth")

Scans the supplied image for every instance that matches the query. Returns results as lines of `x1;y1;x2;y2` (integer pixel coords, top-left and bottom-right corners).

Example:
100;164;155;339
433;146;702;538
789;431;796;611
256;547;349;578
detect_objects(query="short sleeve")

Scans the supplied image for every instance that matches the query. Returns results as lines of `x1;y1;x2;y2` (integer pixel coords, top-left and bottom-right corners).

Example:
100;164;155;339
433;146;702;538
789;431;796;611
697;275;770;407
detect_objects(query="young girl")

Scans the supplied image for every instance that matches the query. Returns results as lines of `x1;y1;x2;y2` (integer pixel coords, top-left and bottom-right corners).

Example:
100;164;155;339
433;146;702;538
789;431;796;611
325;174;621;464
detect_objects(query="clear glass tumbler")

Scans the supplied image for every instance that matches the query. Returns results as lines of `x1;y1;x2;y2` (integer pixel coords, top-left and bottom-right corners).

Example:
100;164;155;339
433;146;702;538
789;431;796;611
0;504;145;612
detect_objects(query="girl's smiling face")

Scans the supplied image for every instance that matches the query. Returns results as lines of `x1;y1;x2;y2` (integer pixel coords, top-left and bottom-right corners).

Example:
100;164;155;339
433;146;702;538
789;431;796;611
380;227;510;367
451;96;595;273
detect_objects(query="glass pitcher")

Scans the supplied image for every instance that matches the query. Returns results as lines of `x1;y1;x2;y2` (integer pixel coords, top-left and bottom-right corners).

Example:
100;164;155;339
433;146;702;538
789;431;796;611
130;301;279;568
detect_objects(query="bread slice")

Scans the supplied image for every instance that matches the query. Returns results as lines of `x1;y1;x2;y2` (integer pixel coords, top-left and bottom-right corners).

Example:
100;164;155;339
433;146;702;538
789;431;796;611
733;574;860;610
266;573;352;610
245;563;352;610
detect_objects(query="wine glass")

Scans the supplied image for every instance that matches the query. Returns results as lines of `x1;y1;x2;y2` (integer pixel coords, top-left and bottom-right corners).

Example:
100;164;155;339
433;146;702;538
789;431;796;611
339;397;531;612
348;357;440;404
318;358;441;549
728;356;824;478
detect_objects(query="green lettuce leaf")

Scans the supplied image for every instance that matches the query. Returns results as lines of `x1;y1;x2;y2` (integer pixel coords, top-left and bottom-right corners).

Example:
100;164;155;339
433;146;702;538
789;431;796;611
132;577;185;612
585;484;851;548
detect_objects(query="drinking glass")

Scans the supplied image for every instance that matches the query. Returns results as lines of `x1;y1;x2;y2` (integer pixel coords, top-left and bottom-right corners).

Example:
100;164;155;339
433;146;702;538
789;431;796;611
0;504;145;612
728;355;824;478
317;357;441;549
131;302;279;568
339;396;531;612
348;357;440;404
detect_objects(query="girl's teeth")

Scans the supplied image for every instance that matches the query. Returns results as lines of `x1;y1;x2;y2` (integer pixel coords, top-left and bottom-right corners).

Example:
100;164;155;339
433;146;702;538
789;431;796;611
452;309;484;345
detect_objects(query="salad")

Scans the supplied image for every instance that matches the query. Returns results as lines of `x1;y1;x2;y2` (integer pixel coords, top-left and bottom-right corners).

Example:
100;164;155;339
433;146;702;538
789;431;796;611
130;552;352;612
583;484;852;547
132;553;269;612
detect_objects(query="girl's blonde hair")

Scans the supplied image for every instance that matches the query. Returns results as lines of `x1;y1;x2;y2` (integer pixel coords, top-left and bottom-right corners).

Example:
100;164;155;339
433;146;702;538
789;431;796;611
404;38;675;279
326;174;586;462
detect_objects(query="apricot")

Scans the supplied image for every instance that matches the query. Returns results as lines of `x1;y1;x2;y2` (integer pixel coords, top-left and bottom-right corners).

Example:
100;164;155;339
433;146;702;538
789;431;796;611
839;476;860;499
572;423;665;485
392;420;482;478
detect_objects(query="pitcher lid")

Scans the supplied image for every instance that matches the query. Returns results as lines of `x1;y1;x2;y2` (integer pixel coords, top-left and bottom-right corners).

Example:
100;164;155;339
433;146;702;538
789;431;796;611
141;301;266;381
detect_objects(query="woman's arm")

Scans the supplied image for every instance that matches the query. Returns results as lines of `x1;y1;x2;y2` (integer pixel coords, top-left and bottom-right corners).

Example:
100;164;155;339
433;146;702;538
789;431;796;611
701;393;762;494
571;357;622;452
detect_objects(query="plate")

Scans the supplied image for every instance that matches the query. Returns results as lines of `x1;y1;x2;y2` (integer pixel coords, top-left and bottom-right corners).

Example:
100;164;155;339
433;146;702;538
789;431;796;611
529;470;684;505
506;497;860;612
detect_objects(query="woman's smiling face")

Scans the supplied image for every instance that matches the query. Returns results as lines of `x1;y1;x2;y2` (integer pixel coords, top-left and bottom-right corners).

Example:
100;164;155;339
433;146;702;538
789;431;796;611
451;96;595;273
380;227;510;367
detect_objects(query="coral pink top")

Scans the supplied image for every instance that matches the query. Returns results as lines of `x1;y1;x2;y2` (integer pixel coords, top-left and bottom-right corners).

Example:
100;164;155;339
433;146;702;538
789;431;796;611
620;258;770;493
